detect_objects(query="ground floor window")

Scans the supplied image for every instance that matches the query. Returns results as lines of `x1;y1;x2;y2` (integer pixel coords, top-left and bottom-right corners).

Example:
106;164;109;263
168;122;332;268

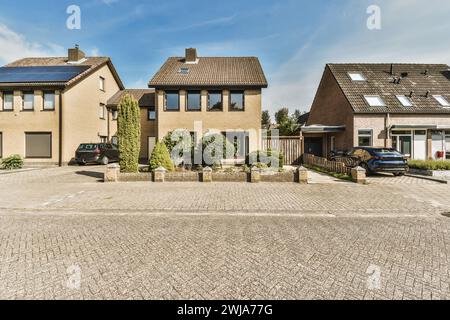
358;129;373;147
391;130;412;157
446;132;450;160
99;136;108;143
25;132;52;158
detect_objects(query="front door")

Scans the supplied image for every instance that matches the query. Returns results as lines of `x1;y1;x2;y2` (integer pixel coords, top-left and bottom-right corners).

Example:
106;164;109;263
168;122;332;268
148;137;156;159
304;137;323;157
413;131;426;160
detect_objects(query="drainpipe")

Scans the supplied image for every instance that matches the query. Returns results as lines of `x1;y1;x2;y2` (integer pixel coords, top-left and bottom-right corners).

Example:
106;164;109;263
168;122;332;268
384;113;390;147
107;108;111;142
58;92;63;167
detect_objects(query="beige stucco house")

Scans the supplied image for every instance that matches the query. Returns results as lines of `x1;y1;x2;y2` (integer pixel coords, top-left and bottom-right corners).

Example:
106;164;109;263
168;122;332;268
304;63;450;160
0;46;124;166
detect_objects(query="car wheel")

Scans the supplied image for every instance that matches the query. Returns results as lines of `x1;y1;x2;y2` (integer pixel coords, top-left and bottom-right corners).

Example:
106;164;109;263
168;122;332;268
360;162;371;175
394;172;405;177
101;156;109;165
77;162;86;166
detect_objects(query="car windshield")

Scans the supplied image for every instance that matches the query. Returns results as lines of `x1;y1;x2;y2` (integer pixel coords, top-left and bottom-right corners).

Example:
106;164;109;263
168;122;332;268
78;144;98;151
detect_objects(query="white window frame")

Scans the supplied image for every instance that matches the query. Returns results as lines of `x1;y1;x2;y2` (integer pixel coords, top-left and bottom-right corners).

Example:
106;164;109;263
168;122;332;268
2;92;14;111
22;92;34;110
112;110;118;121
396;95;413;107
99;76;105;91
43;92;55;110
433;95;450;107
364;95;386;107
358;129;373;147
348;72;366;82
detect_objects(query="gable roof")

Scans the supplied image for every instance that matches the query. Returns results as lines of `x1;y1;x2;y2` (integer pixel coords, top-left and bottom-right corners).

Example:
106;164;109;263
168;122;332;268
107;89;155;108
149;57;268;88
328;63;450;114
1;57;124;90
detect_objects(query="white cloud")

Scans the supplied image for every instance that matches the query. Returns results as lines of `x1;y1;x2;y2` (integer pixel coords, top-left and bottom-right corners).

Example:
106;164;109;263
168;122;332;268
90;47;100;57
0;23;64;64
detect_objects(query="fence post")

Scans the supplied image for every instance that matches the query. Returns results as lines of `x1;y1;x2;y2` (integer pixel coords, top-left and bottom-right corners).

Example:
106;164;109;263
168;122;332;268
250;166;261;183
297;166;308;184
351;166;366;184
154;166;167;183
202;167;213;183
104;163;120;182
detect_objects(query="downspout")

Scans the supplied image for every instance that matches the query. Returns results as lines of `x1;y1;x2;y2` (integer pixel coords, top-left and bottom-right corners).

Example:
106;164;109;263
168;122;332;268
107;108;111;142
58;91;63;167
384;112;390;147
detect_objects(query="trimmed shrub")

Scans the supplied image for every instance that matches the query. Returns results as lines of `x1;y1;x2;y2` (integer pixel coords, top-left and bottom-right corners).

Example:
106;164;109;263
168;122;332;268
149;142;175;172
117;94;141;173
247;149;284;168
408;160;450;171
1;154;23;170
162;130;196;166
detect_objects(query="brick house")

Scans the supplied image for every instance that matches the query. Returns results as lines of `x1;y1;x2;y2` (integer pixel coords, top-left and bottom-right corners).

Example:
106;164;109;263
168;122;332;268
0;46;124;166
304;63;450;160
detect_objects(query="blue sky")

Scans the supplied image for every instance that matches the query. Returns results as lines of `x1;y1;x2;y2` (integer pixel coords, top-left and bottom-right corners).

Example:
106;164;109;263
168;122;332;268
1;0;450;116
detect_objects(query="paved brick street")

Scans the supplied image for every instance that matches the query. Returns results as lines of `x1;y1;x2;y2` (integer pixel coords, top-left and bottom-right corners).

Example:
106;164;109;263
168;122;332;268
0;166;450;300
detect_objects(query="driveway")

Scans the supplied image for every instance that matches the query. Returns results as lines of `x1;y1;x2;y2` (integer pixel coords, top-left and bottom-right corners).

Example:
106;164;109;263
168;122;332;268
0;166;450;300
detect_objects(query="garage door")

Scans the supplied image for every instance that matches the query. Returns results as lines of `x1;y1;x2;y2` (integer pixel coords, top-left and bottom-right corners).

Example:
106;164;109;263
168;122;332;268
25;132;52;158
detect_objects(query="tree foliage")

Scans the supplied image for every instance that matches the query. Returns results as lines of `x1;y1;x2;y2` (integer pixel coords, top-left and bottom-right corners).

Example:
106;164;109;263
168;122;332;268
149;141;175;172
118;94;141;173
275;107;290;125
261;110;271;129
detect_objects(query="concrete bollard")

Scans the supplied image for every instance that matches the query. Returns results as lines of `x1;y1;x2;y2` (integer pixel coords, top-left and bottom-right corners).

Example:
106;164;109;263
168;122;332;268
104;163;120;182
154;166;167;183
297;166;308;184
351;166;366;184
202;167;213;182
250;166;261;183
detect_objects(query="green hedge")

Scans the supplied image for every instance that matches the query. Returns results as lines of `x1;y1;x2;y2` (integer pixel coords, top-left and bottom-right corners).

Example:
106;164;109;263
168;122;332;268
117;94;141;173
1;155;24;170
408;160;450;171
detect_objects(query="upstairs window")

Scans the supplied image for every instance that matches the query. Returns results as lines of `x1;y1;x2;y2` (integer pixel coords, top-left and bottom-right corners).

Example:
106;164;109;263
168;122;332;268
22;92;34;110
43;92;55;110
208;91;223;111
112;110;118;121
229;91;245;111
178;67;190;75
396;95;413;107
433;95;450;107
99;77;105;91
348;72;366;81
186;91;201;111
364;95;386;107
165;91;179;111
2;92;14;111
148;107;156;120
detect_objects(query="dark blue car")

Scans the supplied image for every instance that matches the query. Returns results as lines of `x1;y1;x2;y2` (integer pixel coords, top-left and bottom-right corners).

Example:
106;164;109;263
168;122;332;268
342;147;409;176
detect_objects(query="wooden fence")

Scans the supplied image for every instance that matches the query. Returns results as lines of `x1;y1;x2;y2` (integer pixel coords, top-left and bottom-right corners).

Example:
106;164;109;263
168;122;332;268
303;153;352;175
262;136;302;165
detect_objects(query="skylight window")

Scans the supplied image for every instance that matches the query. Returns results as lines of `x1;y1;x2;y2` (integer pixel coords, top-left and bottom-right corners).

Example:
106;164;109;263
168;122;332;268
178;67;190;75
364;95;386;107
433;95;450;107
348;72;366;81
396;95;413;107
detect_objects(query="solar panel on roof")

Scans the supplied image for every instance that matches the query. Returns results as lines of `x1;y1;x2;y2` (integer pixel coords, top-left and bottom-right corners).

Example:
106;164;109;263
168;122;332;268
0;66;90;83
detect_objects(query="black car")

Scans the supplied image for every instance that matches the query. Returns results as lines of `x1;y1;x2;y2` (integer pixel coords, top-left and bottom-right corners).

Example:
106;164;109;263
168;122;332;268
75;143;119;165
339;147;409;176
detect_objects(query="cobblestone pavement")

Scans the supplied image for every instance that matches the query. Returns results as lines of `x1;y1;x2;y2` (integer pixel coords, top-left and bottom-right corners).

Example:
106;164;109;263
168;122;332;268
0;166;450;300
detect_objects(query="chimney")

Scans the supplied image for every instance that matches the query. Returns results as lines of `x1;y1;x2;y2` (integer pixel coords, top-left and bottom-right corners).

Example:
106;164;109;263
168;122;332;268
185;48;198;63
68;45;85;62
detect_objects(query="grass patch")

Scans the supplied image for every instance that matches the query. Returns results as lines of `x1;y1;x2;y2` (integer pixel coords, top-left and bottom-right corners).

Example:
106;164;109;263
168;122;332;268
304;164;353;181
408;160;450;171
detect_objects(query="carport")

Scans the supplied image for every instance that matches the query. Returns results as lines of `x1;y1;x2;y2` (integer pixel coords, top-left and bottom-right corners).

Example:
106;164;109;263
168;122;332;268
301;125;346;157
